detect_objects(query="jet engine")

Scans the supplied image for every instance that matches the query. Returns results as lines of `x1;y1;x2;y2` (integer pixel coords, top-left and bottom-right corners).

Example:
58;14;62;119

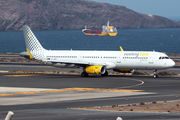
113;69;134;73
85;65;106;75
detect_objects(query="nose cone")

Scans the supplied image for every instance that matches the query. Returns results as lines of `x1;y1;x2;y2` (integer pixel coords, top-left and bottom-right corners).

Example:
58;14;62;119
169;60;175;67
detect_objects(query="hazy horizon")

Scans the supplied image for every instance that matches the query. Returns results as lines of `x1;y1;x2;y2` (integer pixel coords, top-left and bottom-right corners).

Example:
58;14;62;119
91;0;180;21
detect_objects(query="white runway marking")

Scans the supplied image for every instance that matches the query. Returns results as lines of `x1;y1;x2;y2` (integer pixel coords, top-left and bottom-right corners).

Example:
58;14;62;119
113;78;144;89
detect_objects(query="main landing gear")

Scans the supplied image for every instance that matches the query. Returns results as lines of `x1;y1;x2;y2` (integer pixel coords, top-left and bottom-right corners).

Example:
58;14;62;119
81;72;89;77
101;71;108;76
81;71;108;77
153;70;158;78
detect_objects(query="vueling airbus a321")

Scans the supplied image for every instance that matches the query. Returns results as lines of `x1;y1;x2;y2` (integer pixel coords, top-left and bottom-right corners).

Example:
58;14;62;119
22;25;175;78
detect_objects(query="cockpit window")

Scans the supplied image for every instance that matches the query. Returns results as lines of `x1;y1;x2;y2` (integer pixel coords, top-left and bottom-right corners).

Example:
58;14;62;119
159;56;169;59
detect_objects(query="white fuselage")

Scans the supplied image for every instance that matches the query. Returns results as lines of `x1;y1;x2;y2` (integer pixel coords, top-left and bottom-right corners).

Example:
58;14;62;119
44;50;175;70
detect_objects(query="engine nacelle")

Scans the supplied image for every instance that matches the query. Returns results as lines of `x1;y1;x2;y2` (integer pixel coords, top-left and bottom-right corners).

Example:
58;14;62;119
113;69;134;73
85;65;106;75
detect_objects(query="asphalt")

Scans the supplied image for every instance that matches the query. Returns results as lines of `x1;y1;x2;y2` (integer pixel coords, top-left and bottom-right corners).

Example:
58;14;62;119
1;62;180;74
0;61;180;120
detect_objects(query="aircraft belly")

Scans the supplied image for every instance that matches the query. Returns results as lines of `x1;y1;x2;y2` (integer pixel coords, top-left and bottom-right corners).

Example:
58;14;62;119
117;60;150;69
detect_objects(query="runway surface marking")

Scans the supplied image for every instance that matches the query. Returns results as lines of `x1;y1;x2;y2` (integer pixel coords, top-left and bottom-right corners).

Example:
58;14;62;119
0;87;144;96
3;74;40;77
113;78;144;89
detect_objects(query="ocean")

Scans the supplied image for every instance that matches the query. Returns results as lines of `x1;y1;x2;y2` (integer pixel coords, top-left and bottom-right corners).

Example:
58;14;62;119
0;28;180;54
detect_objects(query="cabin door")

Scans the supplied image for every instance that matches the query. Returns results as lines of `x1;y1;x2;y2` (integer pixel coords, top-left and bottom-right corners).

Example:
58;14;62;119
117;56;121;63
78;55;83;62
149;53;154;64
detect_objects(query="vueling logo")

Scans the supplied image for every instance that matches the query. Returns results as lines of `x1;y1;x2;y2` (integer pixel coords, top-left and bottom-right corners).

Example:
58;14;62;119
124;52;149;57
140;53;149;56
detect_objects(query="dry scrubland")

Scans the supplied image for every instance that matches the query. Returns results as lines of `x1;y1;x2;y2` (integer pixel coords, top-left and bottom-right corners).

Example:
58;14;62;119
1;0;180;31
76;100;180;113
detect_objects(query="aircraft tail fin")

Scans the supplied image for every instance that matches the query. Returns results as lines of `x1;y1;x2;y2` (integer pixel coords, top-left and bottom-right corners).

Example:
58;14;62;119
23;25;46;60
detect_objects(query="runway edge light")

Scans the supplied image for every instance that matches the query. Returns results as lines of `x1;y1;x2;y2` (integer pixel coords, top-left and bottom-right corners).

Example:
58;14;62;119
5;111;14;120
116;117;122;120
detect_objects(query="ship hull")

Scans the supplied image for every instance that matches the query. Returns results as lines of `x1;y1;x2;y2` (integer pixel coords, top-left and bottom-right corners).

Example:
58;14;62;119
84;33;97;36
97;32;109;36
84;32;117;36
108;32;117;36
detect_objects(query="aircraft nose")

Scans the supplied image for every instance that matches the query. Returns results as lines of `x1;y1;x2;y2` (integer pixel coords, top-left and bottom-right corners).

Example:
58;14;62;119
169;60;175;67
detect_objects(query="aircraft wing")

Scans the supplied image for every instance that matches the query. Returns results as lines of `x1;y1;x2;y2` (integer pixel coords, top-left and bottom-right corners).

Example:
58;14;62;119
44;60;115;69
44;60;104;66
20;51;111;68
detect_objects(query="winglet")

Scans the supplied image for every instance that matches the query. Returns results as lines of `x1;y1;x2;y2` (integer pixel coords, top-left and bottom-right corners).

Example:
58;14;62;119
120;46;123;51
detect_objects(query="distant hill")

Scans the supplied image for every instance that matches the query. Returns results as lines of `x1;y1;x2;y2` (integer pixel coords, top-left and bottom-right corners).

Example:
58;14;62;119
0;0;180;31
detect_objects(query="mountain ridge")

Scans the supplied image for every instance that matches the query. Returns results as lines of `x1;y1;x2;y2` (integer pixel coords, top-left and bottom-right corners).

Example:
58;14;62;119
0;0;180;31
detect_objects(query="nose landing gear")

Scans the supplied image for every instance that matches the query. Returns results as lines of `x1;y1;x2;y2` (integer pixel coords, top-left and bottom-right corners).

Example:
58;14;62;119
153;70;158;78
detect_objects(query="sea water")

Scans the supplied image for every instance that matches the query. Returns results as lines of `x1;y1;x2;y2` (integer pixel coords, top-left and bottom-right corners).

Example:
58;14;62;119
0;28;180;54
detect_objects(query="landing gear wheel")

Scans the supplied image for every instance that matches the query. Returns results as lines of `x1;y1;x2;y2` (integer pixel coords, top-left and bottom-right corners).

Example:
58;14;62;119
101;71;108;76
153;70;158;78
153;74;158;78
81;72;89;77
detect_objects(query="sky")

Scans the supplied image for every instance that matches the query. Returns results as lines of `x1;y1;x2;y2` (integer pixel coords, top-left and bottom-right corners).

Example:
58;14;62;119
91;0;180;21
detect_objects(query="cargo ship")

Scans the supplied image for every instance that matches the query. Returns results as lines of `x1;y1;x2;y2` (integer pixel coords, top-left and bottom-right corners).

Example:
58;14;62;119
82;21;117;36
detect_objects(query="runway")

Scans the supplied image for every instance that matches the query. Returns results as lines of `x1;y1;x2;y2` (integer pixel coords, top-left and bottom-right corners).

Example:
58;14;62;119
0;73;180;120
0;61;180;120
1;62;180;74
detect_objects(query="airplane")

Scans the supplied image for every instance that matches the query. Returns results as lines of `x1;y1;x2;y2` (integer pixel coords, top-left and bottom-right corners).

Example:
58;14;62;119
21;25;175;78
